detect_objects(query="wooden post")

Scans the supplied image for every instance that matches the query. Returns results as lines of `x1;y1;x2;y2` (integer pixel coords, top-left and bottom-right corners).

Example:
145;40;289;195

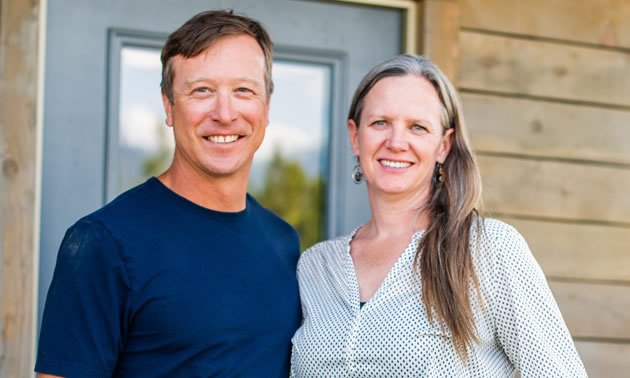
0;0;43;375
417;0;460;84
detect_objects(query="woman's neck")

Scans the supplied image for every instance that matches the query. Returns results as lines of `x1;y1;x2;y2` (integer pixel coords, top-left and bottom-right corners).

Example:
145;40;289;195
361;189;430;240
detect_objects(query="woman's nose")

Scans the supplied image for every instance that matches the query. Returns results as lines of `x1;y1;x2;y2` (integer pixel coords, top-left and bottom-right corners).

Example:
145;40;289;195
385;126;408;151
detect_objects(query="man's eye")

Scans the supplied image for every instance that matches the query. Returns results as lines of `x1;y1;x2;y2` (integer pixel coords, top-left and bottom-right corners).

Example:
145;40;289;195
411;124;427;131
372;120;387;127
236;87;252;93
193;87;210;94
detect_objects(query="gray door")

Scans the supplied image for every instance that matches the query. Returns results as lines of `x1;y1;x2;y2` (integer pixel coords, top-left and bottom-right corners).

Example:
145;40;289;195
40;0;402;323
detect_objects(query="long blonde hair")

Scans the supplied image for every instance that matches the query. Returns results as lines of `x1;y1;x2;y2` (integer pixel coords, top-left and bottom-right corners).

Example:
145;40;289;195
348;54;483;357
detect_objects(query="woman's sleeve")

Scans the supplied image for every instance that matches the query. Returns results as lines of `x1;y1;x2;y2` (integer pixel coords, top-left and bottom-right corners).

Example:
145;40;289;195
486;222;588;377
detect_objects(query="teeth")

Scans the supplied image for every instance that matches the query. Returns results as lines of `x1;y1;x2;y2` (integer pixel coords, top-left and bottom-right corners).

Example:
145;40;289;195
380;159;411;168
207;135;239;143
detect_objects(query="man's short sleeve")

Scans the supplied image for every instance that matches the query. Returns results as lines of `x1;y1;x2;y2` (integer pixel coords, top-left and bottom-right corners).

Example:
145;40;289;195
35;218;133;377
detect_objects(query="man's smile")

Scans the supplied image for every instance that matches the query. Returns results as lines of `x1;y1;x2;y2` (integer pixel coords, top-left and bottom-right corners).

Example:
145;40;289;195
204;135;241;143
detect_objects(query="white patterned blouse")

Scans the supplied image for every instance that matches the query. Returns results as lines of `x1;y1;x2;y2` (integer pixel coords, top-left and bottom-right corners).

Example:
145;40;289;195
290;218;587;377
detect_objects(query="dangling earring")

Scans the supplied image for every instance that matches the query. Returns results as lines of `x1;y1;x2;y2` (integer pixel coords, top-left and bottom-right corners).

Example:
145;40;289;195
352;159;363;184
352;164;363;184
436;163;444;183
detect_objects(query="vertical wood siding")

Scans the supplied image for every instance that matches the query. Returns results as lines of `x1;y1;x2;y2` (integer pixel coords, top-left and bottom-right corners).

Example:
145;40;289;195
0;0;42;375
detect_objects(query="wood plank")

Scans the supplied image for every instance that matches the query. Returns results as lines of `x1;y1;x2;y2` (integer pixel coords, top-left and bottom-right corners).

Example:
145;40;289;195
0;0;41;375
458;31;630;107
418;0;460;83
463;93;630;165
478;155;630;224
459;0;630;49
495;217;630;282
549;281;630;339
575;341;630;377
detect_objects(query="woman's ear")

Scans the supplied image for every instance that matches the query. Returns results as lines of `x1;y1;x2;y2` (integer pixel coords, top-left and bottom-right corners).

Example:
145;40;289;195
348;119;360;157
437;127;454;164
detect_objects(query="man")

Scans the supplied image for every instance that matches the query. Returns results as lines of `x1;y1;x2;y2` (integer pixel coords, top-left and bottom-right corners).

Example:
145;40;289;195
36;10;301;377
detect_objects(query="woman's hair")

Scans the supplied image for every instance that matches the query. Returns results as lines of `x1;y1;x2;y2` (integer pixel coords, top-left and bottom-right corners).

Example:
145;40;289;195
348;54;483;357
160;10;274;104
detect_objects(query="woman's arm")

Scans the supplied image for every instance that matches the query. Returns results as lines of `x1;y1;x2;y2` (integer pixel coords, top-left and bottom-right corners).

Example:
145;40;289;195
484;220;587;377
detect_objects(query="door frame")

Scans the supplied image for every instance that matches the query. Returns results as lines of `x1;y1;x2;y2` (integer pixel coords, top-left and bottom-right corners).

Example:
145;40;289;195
329;0;461;82
327;0;418;54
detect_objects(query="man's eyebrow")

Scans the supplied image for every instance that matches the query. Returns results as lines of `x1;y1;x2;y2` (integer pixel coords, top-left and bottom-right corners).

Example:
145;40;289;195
182;77;264;87
181;77;207;87
234;77;265;87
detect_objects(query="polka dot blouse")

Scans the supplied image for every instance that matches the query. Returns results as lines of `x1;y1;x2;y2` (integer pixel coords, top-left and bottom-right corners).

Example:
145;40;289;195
291;218;586;377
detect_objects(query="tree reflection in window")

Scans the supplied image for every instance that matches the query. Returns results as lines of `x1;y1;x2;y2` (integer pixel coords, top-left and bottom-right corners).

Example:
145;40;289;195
252;149;327;252
251;61;331;251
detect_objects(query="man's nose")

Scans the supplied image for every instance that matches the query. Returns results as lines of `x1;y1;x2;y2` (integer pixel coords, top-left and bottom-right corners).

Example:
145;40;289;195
210;91;237;124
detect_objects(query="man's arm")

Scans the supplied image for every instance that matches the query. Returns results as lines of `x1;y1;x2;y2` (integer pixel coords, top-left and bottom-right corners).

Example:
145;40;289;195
35;218;132;376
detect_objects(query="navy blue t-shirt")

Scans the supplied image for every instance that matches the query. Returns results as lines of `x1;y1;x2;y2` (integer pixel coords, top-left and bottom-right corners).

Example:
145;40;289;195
36;177;301;377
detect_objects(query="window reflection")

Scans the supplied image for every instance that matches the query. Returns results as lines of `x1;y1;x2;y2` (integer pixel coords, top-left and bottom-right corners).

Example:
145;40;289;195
119;46;174;192
251;61;331;251
117;47;330;250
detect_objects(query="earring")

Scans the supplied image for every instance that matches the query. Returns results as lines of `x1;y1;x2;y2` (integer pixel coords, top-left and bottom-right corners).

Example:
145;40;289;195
352;164;363;184
436;163;444;183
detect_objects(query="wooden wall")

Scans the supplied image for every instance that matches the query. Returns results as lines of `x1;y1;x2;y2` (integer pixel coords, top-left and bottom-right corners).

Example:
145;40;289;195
455;0;630;375
0;0;43;375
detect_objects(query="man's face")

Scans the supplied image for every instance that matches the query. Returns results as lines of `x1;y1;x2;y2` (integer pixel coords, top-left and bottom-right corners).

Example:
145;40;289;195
162;34;269;182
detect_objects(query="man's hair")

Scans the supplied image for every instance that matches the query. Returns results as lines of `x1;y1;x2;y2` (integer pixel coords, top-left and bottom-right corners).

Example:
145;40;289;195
160;10;274;104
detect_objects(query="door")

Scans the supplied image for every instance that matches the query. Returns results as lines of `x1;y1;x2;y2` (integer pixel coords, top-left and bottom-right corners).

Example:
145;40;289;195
39;0;403;324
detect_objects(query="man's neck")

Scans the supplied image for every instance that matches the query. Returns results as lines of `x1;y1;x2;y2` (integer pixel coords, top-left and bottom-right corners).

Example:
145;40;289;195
157;167;249;212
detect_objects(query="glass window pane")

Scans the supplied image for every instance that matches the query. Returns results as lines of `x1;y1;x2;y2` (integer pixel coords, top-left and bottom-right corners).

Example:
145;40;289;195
119;46;174;193
117;48;330;250
250;61;331;251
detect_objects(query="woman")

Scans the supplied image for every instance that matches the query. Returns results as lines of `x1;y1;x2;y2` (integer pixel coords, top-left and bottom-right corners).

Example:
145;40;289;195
291;55;586;376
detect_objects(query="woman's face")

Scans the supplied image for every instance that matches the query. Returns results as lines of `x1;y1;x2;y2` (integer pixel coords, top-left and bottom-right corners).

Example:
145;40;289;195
348;75;453;201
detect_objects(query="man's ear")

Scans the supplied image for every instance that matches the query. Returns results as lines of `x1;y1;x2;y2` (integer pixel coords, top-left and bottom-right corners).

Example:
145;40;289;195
437;127;454;164
162;92;174;127
264;94;271;128
348;119;360;157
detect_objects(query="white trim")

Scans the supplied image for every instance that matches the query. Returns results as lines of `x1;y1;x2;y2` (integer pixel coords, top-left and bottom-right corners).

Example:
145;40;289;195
330;0;417;54
33;0;47;370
